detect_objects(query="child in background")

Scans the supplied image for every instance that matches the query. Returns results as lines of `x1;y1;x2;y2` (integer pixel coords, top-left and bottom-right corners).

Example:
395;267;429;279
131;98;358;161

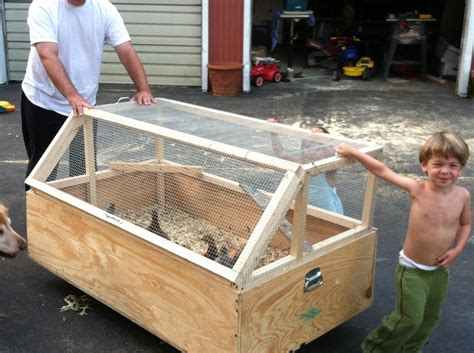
336;132;471;353
267;117;343;214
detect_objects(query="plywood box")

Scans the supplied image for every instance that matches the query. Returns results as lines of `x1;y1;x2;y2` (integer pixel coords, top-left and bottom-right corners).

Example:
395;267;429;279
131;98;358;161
26;99;381;352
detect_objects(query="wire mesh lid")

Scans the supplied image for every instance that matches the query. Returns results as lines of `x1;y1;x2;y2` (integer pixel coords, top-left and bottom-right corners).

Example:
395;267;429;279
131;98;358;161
96;98;374;166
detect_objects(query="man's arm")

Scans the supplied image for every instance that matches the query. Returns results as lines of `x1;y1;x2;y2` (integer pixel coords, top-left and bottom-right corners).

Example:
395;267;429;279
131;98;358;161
336;143;417;192
35;42;93;116
114;41;154;105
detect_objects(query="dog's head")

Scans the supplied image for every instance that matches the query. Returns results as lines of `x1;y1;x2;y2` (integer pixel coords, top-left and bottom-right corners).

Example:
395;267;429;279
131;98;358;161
0;204;27;258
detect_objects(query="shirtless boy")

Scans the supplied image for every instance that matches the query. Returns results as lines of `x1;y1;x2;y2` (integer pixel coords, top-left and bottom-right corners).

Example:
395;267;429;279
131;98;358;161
336;132;471;353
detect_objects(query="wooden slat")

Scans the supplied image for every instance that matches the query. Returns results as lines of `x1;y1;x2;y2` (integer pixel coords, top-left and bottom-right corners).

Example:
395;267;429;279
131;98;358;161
84;119;97;206
305;147;383;176
235;169;303;281
289;175;309;258
109;161;203;177
27;115;84;183
156;98;382;152
361;172;377;227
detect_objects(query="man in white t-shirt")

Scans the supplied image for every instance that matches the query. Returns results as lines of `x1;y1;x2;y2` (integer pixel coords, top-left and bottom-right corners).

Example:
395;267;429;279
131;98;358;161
21;0;155;185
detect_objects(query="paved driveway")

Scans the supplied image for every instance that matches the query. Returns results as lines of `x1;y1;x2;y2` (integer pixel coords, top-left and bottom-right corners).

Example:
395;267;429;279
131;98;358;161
1;78;473;353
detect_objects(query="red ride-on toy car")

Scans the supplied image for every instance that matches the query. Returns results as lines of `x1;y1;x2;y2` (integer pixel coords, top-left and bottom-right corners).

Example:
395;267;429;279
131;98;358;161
250;57;283;87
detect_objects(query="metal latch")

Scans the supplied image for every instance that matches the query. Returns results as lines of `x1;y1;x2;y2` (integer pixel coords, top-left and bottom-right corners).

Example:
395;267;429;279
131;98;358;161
304;267;324;292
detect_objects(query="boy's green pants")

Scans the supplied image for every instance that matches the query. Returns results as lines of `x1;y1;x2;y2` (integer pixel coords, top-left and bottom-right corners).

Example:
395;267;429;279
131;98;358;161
362;264;449;353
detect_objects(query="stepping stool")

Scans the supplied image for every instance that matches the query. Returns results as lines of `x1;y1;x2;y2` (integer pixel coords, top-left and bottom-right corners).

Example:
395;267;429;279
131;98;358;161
383;20;427;80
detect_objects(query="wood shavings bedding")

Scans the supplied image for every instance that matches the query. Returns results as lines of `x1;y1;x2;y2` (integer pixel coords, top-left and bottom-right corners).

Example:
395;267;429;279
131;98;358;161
117;205;289;267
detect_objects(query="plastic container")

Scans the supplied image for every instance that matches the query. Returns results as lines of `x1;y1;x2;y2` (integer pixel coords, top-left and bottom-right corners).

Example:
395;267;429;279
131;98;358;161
284;0;308;11
208;62;243;97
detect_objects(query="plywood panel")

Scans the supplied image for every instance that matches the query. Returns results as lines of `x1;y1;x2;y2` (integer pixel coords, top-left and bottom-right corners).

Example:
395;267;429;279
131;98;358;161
165;174;263;237
288;210;348;245
27;190;239;353
240;231;377;353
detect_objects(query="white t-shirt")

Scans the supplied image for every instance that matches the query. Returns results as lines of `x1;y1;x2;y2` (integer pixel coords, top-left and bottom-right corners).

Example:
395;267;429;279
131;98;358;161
22;0;131;116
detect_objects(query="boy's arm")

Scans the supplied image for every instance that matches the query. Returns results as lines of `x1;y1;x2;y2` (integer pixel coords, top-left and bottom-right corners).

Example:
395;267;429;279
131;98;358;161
336;143;417;192
436;191;472;268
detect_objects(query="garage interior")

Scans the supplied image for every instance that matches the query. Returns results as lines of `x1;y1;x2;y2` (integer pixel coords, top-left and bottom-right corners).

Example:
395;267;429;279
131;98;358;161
251;0;466;81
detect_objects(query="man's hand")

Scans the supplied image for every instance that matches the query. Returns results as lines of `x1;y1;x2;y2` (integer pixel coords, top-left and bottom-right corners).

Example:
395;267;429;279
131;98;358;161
67;93;94;117
132;89;155;105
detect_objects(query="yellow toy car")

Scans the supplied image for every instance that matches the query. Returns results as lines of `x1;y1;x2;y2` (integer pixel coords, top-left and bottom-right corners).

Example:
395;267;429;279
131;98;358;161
0;101;16;113
342;57;375;80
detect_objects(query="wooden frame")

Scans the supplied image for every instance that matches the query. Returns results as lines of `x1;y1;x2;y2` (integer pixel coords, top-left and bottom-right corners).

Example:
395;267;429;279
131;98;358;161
26;100;382;352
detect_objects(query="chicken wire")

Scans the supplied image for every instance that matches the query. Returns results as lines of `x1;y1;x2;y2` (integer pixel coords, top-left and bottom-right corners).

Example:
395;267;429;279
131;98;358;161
31;100;379;288
96;99;368;162
43;116;297;278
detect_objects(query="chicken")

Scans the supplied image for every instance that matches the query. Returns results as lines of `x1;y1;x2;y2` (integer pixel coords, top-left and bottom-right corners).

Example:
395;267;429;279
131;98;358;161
217;243;242;268
105;202;116;215
202;234;218;261
147;209;170;240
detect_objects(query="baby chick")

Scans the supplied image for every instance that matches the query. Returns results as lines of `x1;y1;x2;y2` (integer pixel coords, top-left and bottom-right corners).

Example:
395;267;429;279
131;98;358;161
147;209;170;240
217;243;242;268
202;234;218;261
105;202;116;215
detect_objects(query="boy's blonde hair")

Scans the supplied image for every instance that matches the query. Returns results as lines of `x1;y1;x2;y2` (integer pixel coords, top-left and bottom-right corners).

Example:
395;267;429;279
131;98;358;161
419;132;470;166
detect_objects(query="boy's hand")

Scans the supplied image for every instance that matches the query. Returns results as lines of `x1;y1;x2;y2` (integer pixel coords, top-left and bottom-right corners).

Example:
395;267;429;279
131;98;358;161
335;143;354;157
436;249;460;268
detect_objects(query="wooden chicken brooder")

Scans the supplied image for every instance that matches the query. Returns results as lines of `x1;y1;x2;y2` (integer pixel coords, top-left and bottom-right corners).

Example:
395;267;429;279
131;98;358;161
26;99;382;353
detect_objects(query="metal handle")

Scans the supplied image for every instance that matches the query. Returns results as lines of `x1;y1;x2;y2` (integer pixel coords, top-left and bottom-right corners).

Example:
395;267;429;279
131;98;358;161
304;267;324;292
116;96;131;104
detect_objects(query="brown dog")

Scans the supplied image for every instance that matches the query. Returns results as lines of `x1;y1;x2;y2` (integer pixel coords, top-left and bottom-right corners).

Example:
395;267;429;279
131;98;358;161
0;204;27;258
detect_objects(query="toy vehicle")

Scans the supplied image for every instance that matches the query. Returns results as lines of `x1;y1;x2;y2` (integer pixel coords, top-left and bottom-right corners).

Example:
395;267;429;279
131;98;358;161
339;57;375;80
250;57;283;87
306;36;362;81
0;101;16;113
